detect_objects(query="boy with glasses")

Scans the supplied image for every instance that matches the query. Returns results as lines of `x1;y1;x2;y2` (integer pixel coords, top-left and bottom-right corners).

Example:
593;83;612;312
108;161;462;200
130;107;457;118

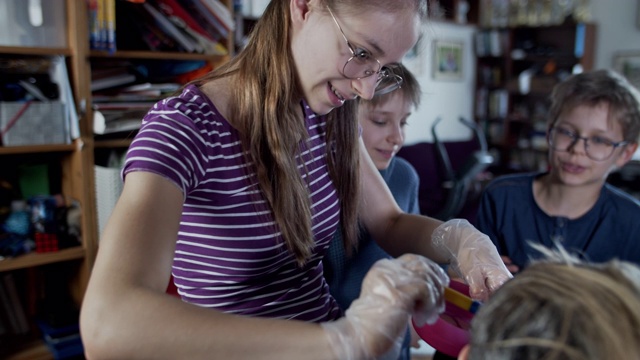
476;69;640;274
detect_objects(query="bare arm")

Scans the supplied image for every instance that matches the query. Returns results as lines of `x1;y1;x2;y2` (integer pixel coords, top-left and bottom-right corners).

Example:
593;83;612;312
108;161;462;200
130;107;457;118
80;172;330;360
357;139;512;300
357;138;447;262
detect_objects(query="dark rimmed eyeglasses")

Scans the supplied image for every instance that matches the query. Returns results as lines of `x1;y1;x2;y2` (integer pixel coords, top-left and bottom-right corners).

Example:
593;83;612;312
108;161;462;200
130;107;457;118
326;6;403;97
548;126;629;161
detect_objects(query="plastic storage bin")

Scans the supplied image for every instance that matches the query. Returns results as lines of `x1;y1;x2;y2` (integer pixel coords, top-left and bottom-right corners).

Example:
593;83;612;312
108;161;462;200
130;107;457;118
0;101;70;146
0;0;67;48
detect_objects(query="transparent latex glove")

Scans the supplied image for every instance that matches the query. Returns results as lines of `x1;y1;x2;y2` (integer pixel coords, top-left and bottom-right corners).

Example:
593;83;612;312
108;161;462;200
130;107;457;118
432;218;512;301
322;254;448;360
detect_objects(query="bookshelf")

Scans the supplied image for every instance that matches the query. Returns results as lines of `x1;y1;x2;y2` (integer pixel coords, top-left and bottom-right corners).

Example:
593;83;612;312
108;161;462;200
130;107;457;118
474;21;596;174
0;0;235;358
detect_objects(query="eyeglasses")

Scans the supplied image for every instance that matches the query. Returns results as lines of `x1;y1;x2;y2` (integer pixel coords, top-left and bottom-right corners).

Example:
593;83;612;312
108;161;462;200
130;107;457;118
548;126;629;161
326;6;403;97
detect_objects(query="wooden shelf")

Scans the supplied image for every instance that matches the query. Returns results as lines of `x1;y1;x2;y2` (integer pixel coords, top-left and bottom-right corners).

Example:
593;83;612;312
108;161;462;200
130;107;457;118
90;50;227;61
95;139;133;148
0;46;72;57
0;246;85;272
3;338;54;360
0;144;76;155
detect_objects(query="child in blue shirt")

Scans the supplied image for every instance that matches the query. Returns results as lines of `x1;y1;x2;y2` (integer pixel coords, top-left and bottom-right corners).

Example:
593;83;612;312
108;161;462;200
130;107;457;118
477;69;640;273
324;64;422;360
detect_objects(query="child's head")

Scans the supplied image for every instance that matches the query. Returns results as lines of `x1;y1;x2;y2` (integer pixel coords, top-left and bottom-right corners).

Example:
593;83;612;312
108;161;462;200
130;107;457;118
545;70;639;181
358;64;421;170
548;69;640;144
461;245;640;360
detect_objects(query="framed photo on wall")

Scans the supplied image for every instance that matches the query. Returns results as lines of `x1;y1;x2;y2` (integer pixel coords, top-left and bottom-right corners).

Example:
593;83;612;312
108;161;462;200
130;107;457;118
613;51;640;90
433;40;463;81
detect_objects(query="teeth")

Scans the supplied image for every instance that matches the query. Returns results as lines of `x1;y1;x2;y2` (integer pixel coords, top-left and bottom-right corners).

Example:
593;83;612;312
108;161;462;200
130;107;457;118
331;85;345;101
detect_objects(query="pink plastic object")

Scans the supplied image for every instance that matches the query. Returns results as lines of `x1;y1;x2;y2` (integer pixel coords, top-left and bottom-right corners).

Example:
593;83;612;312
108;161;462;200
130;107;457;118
412;280;474;357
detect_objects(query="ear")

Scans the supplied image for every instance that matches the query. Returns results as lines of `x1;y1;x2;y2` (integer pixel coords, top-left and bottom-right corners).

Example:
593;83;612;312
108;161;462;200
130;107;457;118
458;344;470;360
290;0;312;26
615;142;638;169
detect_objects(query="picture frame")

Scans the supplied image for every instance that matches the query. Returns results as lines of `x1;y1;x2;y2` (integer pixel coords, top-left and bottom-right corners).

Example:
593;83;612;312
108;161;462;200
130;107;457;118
613;51;640;90
433;40;464;81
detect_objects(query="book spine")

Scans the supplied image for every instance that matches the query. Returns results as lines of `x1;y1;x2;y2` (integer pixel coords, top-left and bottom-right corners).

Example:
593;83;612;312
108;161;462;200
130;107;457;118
105;0;117;53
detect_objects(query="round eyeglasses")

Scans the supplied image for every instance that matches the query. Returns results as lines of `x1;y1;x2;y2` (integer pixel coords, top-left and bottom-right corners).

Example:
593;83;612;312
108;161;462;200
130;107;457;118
327;6;403;97
548;126;629;161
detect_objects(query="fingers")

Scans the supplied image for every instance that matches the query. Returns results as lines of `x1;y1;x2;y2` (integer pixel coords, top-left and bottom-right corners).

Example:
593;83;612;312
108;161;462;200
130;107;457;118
501;255;520;274
464;263;513;301
327;255;449;359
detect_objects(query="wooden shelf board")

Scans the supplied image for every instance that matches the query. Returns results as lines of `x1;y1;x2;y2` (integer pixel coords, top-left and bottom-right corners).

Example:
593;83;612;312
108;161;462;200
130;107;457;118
0;46;72;56
0;144;76;155
90;50;226;61
3;338;54;360
2;339;55;360
94;139;133;148
0;246;85;272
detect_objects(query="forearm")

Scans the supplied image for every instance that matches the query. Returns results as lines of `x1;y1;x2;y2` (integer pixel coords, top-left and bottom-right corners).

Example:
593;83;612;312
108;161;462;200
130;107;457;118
81;286;332;360
373;213;447;263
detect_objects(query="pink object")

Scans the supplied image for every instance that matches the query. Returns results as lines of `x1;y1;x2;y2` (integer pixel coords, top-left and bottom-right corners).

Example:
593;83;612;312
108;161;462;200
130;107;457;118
412;280;475;357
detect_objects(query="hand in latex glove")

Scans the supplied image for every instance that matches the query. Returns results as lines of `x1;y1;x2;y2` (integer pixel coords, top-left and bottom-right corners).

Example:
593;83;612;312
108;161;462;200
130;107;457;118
322;254;448;360
432;219;512;301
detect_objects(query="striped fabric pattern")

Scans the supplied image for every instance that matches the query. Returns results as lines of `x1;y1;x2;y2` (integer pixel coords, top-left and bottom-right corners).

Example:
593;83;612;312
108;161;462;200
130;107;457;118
123;85;342;322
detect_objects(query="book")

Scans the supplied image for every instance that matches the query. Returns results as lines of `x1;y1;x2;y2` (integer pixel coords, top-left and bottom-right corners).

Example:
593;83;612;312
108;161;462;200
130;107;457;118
104;0;117;53
116;1;181;52
180;0;229;43
200;0;234;31
88;0;101;50
143;2;199;53
1;273;29;335
91;73;138;92
155;0;216;42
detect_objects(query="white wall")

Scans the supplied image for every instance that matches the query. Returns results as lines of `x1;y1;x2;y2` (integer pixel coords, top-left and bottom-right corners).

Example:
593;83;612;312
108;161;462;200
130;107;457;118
403;22;476;144
589;0;640;69
589;0;640;160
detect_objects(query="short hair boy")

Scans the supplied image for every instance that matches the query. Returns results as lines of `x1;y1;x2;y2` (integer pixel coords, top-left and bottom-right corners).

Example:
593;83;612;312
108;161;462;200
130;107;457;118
476;69;640;273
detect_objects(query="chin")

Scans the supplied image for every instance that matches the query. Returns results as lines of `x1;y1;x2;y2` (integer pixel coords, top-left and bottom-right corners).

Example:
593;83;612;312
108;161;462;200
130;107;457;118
376;161;390;171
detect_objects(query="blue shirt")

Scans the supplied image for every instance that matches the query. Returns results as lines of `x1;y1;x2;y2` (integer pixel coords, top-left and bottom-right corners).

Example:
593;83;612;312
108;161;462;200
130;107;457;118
476;172;640;269
324;156;420;360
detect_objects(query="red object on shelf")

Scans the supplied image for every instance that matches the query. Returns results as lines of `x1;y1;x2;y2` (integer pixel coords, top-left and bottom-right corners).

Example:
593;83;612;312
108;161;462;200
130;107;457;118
34;233;60;253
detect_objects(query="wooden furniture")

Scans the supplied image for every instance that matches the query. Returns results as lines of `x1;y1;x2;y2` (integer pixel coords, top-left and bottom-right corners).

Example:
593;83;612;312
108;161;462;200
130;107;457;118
0;1;233;358
474;21;596;174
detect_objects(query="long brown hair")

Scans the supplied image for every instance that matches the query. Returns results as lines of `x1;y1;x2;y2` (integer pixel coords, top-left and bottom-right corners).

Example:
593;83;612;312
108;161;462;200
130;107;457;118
189;0;427;265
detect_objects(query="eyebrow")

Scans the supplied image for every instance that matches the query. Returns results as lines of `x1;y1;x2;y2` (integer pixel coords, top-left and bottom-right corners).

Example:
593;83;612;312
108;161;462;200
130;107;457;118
343;22;386;58
362;36;385;57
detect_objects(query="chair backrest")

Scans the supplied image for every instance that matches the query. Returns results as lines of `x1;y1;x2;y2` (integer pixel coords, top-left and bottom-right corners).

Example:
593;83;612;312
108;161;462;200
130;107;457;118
397;139;484;222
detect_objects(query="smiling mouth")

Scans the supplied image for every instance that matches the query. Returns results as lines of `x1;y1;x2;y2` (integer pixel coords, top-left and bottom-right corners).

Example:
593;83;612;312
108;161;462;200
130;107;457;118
330;84;345;104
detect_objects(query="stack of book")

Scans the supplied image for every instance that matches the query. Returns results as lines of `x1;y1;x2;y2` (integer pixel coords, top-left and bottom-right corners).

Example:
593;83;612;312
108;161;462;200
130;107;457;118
93;82;181;136
88;0;234;55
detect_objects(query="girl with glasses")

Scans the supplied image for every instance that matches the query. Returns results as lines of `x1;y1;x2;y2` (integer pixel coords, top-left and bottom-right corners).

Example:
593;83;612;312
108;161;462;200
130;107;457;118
80;1;511;359
477;69;640;275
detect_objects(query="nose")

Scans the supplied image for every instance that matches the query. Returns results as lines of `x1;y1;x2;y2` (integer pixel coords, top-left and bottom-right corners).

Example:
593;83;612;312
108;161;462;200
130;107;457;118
352;76;378;100
389;124;404;146
568;136;588;155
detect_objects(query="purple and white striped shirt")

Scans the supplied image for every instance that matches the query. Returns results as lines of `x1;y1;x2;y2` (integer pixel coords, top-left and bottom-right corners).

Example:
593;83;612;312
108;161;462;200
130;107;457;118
123;85;342;322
